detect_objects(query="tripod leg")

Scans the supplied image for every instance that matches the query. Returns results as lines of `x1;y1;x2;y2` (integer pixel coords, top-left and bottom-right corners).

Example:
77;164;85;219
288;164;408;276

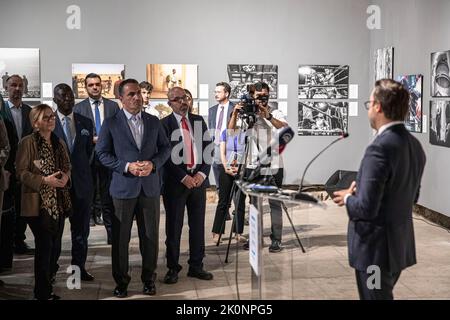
225;213;236;264
282;203;306;253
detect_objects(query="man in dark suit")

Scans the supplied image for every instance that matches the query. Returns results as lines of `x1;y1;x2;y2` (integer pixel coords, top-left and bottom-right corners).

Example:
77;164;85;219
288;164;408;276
0;75;34;271
161;86;213;284
333;79;426;300
74;73;119;244
52;83;95;282
96;79;170;298
208;82;234;193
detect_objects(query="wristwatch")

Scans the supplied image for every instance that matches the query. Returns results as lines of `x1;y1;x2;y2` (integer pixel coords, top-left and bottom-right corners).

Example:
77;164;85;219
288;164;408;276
266;113;273;121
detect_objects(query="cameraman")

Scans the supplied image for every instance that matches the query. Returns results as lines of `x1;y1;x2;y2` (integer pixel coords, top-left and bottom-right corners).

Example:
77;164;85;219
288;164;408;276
228;82;288;253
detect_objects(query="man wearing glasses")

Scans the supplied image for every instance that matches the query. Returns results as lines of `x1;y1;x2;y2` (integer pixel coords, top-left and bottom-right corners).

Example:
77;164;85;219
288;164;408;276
161;86;213;284
333;79;426;300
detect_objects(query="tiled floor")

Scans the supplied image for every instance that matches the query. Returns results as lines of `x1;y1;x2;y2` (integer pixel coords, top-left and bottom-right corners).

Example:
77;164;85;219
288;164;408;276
1;196;450;300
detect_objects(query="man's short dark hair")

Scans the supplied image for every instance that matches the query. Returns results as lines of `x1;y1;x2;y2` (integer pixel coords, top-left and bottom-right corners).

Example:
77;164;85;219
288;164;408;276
253;81;270;92
139;81;153;92
84;73;102;86
216;82;231;95
373;79;410;121
119;79;139;96
6;74;22;84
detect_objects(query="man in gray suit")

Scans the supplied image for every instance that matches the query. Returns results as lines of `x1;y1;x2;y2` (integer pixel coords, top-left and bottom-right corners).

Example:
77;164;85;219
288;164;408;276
208;82;234;192
74;73;119;243
333;79;426;300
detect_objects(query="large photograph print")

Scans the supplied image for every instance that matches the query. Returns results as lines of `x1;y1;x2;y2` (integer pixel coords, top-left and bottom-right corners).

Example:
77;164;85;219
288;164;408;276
0;48;40;98
430;100;450;148
397;74;423;132
431;50;450;97
72;63;125;99
146;64;198;99
227;64;278;99
298;101;348;136
374;46;394;83
298;65;349;99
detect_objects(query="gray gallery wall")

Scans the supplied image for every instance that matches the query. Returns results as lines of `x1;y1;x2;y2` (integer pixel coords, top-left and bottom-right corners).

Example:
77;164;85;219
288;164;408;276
369;0;450;216
1;1;381;197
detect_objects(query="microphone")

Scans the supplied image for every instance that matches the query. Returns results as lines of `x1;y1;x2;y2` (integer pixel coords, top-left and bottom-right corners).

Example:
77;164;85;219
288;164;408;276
246;126;294;182
296;133;349;198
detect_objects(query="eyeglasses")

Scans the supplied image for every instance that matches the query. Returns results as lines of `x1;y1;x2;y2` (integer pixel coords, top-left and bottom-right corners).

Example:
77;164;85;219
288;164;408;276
42;114;56;122
364;100;377;110
170;95;189;103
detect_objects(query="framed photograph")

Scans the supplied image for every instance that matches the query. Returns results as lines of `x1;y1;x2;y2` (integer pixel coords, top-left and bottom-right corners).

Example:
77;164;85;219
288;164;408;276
146;64;198;99
397;74;423;133
298;101;348;136
72;63;125;99
430;100;450;147
431;50;450;97
147;100;173;119
374;46;394;83
0;48;40;98
227;64;278;99
298;65;349;99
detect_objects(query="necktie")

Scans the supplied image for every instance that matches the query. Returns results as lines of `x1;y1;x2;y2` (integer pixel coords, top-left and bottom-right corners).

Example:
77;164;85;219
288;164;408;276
93;100;102;135
215;106;225;143
181;116;194;169
130;115;142;149
63;116;73;152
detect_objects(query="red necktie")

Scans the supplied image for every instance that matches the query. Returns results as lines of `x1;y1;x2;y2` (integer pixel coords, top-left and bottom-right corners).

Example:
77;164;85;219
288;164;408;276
181;116;194;169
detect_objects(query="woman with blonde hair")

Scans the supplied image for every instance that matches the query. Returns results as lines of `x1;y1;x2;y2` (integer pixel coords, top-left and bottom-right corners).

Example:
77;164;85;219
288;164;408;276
16;104;72;300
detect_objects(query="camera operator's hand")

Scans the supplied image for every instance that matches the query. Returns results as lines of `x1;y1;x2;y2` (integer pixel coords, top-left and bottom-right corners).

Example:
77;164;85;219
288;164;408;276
258;104;270;119
228;103;243;130
232;103;243;115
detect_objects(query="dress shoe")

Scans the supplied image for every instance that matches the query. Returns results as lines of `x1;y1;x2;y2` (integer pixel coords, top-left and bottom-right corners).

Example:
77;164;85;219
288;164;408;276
163;269;179;284
89;216;96;227
94;215;104;226
14;242;35;255
113;286;128;298
243;240;249;250
143;281;156;295
187;268;213;281
80;270;95;281
49;293;61;300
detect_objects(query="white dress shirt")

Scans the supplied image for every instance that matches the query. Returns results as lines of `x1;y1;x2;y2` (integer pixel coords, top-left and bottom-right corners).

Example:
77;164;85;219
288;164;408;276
89;97;105;127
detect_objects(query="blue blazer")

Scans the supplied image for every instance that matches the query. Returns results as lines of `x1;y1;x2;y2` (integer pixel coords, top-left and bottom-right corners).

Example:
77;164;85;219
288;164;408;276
346;124;426;273
160;112;212;193
73;97;119;135
95;109;171;199
208;101;235;142
53;112;94;200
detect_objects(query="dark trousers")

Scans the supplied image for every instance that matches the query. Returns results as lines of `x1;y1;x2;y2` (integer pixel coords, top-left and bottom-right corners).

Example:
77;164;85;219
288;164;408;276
212;166;246;234
111;192;160;288
212;162;222;193
27;215;65;300
0;207;14;269
69;192;91;270
164;184;206;271
355;269;402;300
92;157;113;240
13;185;28;245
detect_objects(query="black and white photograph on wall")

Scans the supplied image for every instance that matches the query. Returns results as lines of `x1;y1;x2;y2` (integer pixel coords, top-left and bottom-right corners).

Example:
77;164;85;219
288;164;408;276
397;74;423;132
431;50;450;97
0;48;40;98
72;63;125;99
430;100;450;147
227;64;278;99
374;46;394;83
298;65;349;99
298;101;348;136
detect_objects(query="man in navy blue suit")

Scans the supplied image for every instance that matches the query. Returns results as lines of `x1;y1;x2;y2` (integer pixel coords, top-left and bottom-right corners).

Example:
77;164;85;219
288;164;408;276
53;83;95;282
74;73;119;243
161;86;213;284
96;79;170;298
333;79;426;300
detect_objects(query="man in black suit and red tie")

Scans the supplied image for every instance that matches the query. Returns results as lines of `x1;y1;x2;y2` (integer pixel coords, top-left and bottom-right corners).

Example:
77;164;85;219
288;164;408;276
161;86;213;284
333;79;426;300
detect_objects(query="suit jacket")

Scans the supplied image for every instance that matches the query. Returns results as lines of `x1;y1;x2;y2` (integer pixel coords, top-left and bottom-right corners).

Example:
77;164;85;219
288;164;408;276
0;96;10;192
346;124;426;273
208;101;235;142
73;97;119;135
161;112;212;194
95;109;171;199
53;112;94;200
15;133;71;217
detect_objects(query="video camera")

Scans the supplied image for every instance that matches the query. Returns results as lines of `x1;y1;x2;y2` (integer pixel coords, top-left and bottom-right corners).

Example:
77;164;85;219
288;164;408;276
238;84;260;127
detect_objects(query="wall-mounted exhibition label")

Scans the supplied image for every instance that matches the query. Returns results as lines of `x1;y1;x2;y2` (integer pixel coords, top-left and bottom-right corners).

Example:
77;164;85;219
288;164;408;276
249;204;260;276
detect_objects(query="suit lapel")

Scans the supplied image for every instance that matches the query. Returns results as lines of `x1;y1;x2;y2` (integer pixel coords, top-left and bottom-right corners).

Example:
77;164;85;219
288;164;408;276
226;102;234;123
54;117;69;151
84;99;95;123
141;113;148;148
73;114;81;149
